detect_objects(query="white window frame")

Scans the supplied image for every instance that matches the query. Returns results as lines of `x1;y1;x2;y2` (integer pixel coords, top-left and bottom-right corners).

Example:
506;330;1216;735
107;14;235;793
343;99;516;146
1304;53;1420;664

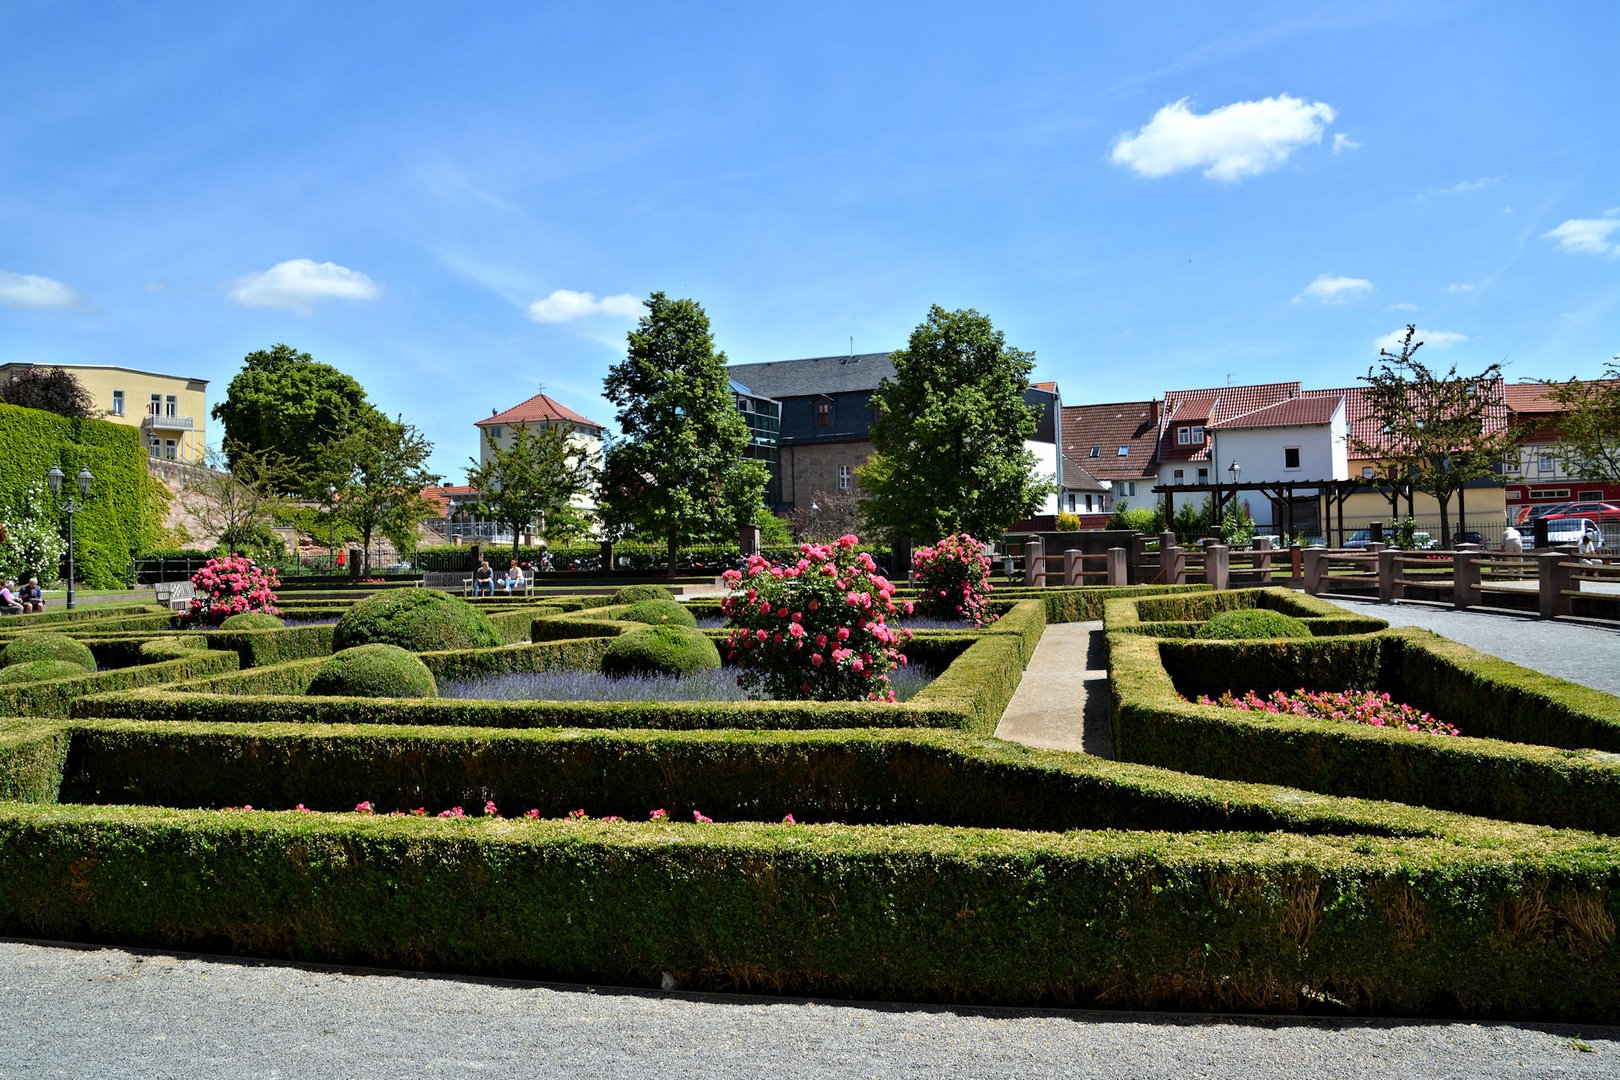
1197;468;1208;484
1537;454;1554;472
1121;481;1136;497
837;464;852;492
111;390;125;417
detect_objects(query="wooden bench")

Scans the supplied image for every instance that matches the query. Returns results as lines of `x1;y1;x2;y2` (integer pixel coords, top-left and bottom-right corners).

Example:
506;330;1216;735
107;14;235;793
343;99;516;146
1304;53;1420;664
153;580;196;612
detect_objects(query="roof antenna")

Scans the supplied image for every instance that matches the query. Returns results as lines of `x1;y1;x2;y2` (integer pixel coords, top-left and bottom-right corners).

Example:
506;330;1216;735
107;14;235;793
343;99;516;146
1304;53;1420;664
849;336;854;357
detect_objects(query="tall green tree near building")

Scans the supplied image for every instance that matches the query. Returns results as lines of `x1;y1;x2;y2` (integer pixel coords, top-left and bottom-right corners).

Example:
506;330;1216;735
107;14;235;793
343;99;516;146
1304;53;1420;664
858;305;1051;544
601;292;767;570
465;421;597;561
318;413;440;575
212;344;379;483
1544;358;1620;483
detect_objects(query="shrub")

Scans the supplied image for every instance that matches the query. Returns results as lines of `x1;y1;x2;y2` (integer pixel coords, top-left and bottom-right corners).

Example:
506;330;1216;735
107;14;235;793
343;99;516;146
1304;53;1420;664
612;584;675;605
220;612;285;631
0;659;88;685
1194;609;1311;641
912;533;996;627
1055;512;1081;531
1107;503;1164;534
600;626;721;679
138;636;209;659
333;589;501;653
185;554;281;626
307;644;438;699
616;599;698;628
0;632;96;673
722;535;911;702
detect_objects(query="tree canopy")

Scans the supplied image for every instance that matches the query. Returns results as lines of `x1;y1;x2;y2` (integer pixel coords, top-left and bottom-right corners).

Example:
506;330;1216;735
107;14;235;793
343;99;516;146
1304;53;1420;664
601;293;767;568
211;344;379;482
858;305;1051;543
1544;358;1620;483
465;421;597;560
317;413;440;575
0;366;95;419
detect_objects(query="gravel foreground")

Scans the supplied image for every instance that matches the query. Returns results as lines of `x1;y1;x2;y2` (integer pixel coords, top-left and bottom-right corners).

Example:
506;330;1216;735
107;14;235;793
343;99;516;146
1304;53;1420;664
1;941;1615;1079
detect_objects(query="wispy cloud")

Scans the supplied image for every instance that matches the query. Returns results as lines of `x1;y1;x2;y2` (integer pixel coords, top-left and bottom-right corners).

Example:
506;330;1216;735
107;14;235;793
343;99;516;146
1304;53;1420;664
0;270;82;310
1386;302;1419;312
1110;94;1336;182
1376;326;1468;351
1443;282;1476;294
228;259;382;313
1293;274;1373;305
1440;176;1503;195
527;289;641;323
1541;211;1620;256
1332;132;1362;153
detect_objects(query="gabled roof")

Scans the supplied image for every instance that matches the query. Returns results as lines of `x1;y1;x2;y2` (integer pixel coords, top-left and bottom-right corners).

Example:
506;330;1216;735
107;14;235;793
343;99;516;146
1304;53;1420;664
1159;382;1303;462
1032;380;1059;393
419;484;478;516
1060;400;1159;479
1504;379;1620;415
726;353;897;398
1061;455;1108;492
1310;379;1511;462
1210;395;1343;430
477;393;604;431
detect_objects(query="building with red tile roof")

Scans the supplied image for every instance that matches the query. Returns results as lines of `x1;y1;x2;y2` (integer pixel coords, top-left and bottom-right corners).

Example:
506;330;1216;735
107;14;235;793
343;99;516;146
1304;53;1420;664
1060;400;1160;513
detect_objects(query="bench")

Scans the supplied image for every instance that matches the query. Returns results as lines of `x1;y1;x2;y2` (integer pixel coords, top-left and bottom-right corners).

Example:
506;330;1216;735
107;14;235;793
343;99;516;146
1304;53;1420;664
153;580;196;612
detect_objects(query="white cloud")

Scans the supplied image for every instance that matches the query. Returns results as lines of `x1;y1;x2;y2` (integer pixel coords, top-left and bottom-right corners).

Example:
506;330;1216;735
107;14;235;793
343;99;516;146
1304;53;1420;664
1293;274;1373;305
1541;213;1620;256
1439;176;1502;195
1332;132;1362;153
1443;283;1476;294
0;270;82;310
1375;327;1468;351
527;289;641;323
227;259;381;313
1110;94;1336;181
1386;302;1419;312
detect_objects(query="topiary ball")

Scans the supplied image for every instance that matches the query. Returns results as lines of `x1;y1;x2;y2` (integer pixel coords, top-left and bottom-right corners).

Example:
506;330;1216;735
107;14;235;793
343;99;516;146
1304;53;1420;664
138;635;210;659
1194;609;1313;640
333;589;502;653
612;584;675;605
0;659;92;685
0;632;96;674
306;643;438;699
600;625;722;678
220;612;285;630
616;598;698;628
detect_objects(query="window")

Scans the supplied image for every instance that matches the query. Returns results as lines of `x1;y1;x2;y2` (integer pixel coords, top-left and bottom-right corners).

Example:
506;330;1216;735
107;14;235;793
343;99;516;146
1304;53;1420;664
164;439;177;460
1361;466;1376;480
1176;427;1190;445
1177;425;1204;445
1538;454;1554;472
1580;490;1603;500
488;426;502;443
1084;494;1095;512
149;393;161;417
1089;446;1100;458
1530;488;1569;499
148;438;160;458
815;400;832;428
1192;425;1203;443
1284;447;1301;470
1197;468;1208;483
837;464;852;491
1121;481;1136;497
165;394;177;417
1067;494;1076;511
111;390;125;417
1117;445;1129;457
1172;468;1184;482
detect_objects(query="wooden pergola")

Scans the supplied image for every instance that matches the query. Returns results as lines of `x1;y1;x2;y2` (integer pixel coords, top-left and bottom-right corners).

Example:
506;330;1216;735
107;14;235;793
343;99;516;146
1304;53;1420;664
1153;479;1407;546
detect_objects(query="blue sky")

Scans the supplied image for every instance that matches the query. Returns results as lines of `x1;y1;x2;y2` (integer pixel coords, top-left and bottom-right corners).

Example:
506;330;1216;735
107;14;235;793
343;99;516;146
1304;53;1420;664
3;1;1616;479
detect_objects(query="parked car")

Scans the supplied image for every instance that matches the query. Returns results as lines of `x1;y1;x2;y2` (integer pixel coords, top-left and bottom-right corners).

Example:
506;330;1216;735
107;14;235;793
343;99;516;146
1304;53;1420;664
1345;529;1437;550
1516;502;1571;524
1452;530;1486;547
1542;502;1620;524
1543;518;1605;550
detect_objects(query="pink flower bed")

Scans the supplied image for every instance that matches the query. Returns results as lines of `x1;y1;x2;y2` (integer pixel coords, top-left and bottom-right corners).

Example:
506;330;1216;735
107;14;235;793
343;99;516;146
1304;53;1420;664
911;533;996;627
720;534;913;702
222;800;800;823
1191;688;1460;736
185;554;281;625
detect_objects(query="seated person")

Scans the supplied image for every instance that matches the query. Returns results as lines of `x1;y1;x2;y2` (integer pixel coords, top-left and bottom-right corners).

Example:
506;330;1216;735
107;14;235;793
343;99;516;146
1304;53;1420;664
20;577;45;613
502;561;525;594
473;559;495;596
0;580;22;616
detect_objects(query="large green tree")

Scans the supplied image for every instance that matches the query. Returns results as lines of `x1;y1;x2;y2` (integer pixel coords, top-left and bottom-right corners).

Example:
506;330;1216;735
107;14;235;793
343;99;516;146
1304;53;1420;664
212;344;379;482
601;292;767;570
465;421;597;560
317;413;440;575
1352;326;1526;543
858;305;1051;543
1544;358;1620;483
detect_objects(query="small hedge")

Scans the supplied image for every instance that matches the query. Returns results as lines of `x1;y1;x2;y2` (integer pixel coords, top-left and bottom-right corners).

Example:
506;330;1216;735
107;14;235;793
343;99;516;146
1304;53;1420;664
1104;588;1388;639
616;599;698;628
1194;609;1312;640
601;626;722;678
220;612;285;631
0;660;91;685
0;633;96;673
613;584;674;604
307;645;437;699
333;590;501;653
0;650;239;719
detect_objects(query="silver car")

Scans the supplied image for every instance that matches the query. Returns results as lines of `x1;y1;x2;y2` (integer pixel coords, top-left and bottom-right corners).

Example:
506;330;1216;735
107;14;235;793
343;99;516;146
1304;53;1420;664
1543;518;1605;550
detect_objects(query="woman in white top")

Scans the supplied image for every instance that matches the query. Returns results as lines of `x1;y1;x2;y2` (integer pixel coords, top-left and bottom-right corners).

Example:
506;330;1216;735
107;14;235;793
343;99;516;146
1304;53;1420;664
503;560;525;593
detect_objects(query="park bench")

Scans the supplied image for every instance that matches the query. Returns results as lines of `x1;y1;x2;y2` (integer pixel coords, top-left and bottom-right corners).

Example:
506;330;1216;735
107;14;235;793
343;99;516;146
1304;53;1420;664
153;580;195;612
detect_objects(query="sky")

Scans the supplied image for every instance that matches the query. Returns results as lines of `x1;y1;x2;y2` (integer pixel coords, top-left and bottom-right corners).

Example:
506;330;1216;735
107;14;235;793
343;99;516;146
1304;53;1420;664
3;0;1617;480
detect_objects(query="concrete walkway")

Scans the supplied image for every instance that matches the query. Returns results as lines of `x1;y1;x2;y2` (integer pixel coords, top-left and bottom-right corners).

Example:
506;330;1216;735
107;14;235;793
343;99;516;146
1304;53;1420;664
993;621;1113;757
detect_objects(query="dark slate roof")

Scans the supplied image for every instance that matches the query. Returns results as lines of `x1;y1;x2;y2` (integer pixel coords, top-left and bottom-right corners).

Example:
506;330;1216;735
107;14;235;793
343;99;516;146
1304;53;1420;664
726;353;897;399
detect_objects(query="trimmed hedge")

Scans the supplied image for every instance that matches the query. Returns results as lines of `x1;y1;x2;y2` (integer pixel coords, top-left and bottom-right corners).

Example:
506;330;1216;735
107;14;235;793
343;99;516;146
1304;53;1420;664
0;720;69;802
308;645;437;700
990;584;1213;622
0;650;239;718
220;612;285;631
616;599;698;628
1194;609;1311;640
1104;588;1388;639
333;591;501;653
0;660;91;685
0;633;96;673
613;584;675;604
601;626;721;678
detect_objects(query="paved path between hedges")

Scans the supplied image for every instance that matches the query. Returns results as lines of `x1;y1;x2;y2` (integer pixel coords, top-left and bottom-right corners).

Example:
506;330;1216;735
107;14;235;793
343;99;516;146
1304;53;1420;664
2;940;1616;1079
993;620;1113;757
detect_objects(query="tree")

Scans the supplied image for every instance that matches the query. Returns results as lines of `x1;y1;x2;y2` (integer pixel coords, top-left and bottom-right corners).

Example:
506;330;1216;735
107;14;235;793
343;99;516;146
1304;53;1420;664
601;292;767;571
0;366;95;419
787;488;865;542
211;344;379;483
1353;326;1526;544
858;306;1052;543
177;446;295;554
465;421;597;561
318;413;440;575
1544;358;1620;483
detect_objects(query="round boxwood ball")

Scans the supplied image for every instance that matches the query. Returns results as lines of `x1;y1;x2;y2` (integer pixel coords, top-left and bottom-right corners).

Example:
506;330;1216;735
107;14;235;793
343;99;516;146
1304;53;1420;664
0;659;92;685
600;625;721;678
612;584;674;605
1194;609;1313;641
307;643;438;699
616;598;698;628
333;589;501;653
0;632;96;674
138;635;210;659
220;611;284;630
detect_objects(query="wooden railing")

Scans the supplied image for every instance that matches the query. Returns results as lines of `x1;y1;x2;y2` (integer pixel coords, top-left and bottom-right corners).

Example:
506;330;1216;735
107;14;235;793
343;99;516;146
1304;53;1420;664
1303;544;1620;620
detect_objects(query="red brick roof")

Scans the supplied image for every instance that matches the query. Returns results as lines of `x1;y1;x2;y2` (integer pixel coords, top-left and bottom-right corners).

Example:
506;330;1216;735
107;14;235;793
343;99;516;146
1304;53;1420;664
419;484;478;516
478;393;604;431
1311;379;1511;462
1210;395;1343;430
1061;401;1159;479
1032;380;1058;393
1159;382;1302;461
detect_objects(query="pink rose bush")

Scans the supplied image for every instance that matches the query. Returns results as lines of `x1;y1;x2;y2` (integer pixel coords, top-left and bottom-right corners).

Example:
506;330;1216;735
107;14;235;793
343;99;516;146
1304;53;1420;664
185;554;281;625
911;533;996;627
720;534;913;702
1192;688;1460;736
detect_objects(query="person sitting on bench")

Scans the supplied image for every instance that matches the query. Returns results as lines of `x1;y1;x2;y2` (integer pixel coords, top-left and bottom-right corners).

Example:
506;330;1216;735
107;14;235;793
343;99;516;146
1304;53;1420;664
502;560;525;594
0;579;23;616
473;559;495;597
20;577;45;613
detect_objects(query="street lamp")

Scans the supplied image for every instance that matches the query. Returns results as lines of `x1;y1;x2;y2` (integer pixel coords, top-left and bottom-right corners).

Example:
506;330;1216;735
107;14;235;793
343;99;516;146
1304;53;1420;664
1228;460;1241;484
46;465;92;610
811;500;820;537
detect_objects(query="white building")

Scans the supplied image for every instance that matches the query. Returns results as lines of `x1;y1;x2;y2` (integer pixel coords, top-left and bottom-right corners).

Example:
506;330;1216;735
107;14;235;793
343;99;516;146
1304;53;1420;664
1206;395;1348;528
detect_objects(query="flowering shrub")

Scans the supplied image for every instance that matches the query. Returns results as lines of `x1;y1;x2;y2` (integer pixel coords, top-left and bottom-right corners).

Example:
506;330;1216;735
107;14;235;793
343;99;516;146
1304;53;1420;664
1192;688;1460;736
911;533;996;627
720;534;912;702
185;554;281;625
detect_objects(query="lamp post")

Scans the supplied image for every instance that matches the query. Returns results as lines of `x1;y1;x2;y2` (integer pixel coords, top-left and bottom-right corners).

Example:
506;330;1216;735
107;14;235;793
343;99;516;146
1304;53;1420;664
811;500;820;538
47;465;92;610
326;486;337;571
1227;460;1241;522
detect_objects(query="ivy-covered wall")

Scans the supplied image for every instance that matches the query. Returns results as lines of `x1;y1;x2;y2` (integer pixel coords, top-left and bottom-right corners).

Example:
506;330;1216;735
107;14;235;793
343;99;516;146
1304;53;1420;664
0;402;161;588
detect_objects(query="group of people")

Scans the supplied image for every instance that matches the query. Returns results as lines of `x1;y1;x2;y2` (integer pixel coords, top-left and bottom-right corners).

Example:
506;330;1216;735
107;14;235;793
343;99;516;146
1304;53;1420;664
0;577;45;615
472;558;540;597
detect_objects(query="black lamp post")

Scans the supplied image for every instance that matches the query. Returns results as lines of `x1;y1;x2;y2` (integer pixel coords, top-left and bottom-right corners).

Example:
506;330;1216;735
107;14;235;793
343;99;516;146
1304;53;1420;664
47;465;92;610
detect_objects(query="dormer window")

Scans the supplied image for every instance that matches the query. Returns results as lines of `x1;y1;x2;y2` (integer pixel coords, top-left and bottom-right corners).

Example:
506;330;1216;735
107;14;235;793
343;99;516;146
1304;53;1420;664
1117;445;1129;457
815;400;832;428
1089;446;1100;458
1176;425;1204;446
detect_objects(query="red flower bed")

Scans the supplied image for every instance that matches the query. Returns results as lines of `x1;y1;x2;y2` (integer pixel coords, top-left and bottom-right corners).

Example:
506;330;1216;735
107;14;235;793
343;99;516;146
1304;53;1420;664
1191;688;1460;736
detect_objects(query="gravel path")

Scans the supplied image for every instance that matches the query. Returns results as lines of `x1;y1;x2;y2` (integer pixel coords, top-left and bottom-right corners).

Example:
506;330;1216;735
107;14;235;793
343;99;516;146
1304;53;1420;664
1;941;1615;1079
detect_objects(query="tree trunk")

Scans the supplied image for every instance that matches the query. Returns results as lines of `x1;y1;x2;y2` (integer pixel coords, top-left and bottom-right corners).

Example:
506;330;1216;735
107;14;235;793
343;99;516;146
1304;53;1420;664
361;528;372;576
1436;492;1452;551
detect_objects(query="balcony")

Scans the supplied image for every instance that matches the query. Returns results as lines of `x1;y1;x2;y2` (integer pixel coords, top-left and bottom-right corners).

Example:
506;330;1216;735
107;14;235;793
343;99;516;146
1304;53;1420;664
141;413;195;431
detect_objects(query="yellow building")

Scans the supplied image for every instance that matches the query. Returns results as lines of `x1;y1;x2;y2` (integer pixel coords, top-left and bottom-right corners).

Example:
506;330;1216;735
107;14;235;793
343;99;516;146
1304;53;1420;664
0;363;208;463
